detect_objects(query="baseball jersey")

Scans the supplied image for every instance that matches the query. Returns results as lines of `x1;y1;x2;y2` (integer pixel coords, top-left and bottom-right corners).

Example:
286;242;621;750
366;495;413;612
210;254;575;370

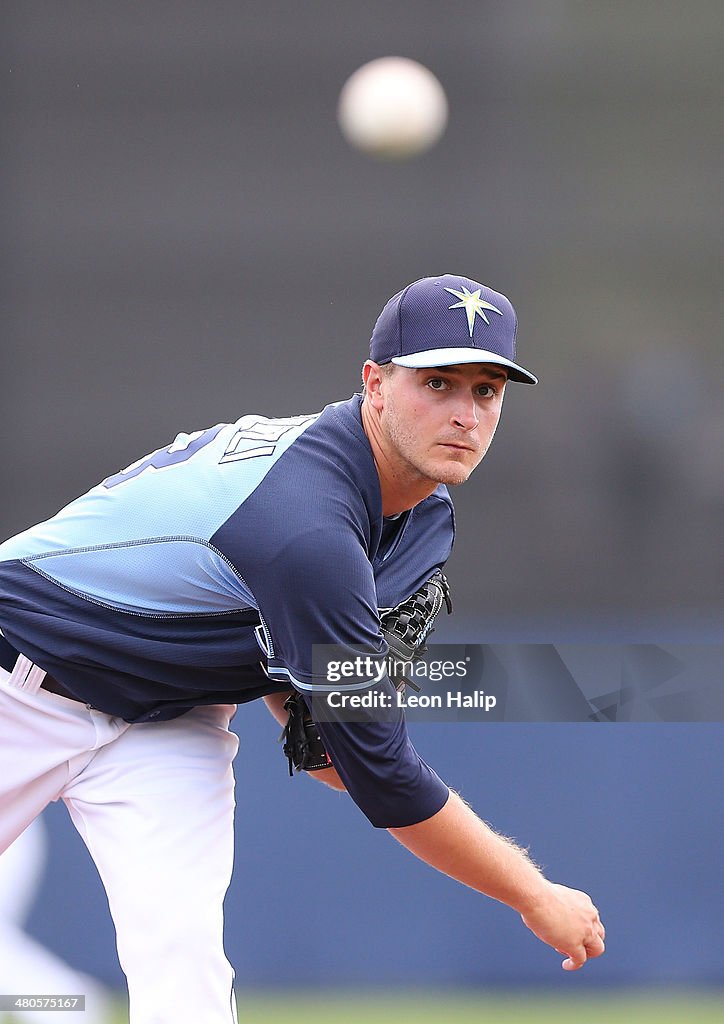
0;395;454;827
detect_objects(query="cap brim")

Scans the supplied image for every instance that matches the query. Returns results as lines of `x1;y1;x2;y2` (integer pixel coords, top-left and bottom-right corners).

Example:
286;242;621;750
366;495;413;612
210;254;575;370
391;347;538;385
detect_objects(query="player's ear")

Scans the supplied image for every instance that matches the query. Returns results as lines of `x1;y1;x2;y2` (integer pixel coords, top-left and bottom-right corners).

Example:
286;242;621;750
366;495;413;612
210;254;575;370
362;360;386;409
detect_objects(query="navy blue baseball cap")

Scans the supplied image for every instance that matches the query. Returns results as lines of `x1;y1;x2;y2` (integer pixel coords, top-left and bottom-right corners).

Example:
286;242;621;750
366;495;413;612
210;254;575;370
369;274;537;385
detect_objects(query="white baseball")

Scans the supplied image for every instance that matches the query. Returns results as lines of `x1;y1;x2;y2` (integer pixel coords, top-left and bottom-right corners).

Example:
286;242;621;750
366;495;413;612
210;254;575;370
337;56;448;159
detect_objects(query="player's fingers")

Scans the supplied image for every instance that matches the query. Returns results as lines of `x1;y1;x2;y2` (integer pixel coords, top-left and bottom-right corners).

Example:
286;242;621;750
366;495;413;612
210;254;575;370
586;933;606;959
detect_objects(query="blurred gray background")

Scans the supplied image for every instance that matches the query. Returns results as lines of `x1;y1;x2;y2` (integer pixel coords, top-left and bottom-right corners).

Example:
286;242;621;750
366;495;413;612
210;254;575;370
3;1;722;636
2;0;723;999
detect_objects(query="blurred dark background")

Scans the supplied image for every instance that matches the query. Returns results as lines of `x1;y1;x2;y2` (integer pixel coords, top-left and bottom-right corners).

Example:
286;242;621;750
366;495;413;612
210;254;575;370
2;0;722;1000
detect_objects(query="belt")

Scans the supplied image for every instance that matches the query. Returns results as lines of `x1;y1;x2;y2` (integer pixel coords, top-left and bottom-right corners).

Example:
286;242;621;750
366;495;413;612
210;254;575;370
0;634;80;701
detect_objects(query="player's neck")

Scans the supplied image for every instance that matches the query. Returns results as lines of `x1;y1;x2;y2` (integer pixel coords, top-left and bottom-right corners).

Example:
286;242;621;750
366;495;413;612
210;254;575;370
361;399;438;516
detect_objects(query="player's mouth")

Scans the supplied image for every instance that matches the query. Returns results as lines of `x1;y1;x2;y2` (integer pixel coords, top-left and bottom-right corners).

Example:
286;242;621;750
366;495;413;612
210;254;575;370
438;442;477;453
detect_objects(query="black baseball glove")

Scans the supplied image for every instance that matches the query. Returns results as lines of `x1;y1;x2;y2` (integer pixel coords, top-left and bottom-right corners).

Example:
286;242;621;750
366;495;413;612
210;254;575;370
281;569;452;775
280;691;333;776
379;567;452;692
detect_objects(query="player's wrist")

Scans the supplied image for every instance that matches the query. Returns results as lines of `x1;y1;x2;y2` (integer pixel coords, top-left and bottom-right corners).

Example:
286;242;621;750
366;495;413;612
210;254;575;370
507;872;552;916
512;876;557;917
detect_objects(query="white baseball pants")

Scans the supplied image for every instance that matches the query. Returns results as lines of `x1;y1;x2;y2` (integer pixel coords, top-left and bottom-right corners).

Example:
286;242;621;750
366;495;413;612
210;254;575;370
0;658;240;1024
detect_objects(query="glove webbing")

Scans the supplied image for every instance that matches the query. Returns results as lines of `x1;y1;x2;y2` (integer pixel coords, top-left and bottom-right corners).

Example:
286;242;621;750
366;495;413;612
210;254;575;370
381;568;453;665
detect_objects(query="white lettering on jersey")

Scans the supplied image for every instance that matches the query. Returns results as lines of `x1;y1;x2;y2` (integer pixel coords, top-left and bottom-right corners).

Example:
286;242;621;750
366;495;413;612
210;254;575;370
220;415;318;463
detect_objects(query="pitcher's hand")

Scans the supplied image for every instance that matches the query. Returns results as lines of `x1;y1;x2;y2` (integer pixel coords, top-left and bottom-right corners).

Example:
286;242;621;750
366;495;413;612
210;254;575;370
521;881;606;971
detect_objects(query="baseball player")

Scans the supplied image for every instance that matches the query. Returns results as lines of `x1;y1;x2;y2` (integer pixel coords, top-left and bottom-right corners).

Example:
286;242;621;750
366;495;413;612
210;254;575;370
0;275;605;1024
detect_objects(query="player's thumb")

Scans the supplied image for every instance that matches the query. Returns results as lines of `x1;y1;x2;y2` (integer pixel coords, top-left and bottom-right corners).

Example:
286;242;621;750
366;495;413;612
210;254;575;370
562;947;586;971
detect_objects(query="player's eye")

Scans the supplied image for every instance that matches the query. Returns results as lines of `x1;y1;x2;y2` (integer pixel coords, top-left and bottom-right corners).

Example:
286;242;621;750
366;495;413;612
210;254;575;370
477;384;496;398
426;378;448;391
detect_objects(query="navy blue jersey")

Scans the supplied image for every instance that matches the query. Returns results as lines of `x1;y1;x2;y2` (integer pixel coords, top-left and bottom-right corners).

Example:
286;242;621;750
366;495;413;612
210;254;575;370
0;396;454;826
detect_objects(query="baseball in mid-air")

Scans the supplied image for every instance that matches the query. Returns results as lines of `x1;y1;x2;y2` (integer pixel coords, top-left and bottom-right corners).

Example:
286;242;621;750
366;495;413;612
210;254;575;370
337;57;448;159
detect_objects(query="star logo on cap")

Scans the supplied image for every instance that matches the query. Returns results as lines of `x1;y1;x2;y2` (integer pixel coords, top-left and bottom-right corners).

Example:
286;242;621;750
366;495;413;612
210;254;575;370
444;286;503;337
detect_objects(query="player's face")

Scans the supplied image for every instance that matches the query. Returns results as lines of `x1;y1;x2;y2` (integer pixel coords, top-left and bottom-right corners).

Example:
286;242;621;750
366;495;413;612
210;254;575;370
375;363;507;486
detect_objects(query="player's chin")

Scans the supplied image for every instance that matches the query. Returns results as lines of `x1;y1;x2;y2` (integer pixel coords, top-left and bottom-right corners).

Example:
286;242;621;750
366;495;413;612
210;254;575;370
438;470;474;486
428;459;476;486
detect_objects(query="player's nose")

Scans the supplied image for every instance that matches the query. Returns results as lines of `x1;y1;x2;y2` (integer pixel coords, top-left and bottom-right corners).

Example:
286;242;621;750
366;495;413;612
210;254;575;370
450;395;479;431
